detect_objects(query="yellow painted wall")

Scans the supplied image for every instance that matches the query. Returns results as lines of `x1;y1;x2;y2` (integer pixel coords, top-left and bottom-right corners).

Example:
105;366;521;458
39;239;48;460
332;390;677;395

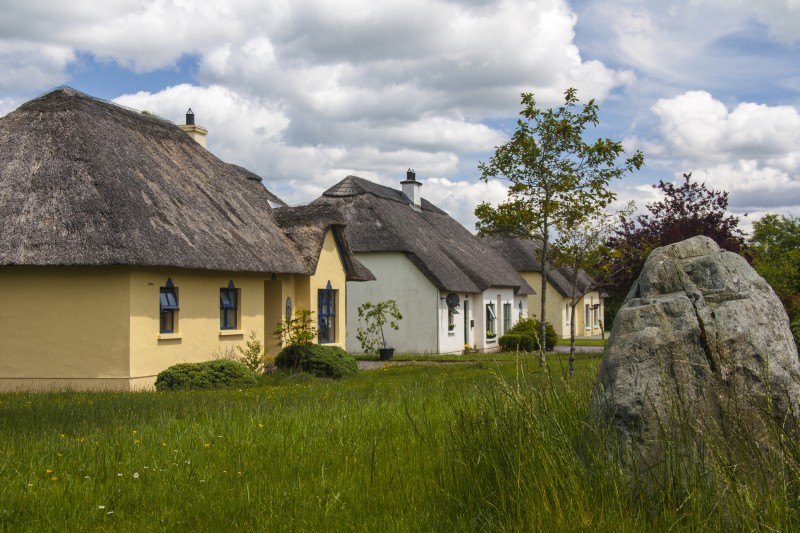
522;271;605;338
128;270;276;385
306;230;348;349
0;267;131;391
1;233;347;390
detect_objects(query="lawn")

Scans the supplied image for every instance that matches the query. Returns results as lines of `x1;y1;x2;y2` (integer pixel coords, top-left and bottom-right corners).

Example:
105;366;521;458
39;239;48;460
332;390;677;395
1;353;799;531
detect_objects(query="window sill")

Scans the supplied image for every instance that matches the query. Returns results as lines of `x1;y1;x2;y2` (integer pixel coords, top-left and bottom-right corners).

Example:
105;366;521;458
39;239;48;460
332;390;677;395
448;332;455;337
158;333;183;340
219;330;245;337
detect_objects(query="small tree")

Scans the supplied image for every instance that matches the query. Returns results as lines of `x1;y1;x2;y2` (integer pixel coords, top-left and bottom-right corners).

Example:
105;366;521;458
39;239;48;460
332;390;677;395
356;300;403;354
552;204;633;375
476;88;643;368
236;331;267;373
274;308;317;348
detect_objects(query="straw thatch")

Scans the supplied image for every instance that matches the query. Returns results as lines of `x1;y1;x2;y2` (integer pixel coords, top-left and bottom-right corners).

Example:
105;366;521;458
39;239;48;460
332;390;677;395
272;204;375;282
481;234;604;297
312;175;534;295
0;87;312;274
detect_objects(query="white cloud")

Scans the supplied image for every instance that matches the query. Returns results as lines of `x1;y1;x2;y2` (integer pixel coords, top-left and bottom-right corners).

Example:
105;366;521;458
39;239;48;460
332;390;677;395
422;177;510;232
650;91;800;214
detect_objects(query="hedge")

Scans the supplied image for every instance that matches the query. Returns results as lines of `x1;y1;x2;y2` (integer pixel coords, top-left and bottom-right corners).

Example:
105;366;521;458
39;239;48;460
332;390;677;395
275;344;357;379
155;359;258;391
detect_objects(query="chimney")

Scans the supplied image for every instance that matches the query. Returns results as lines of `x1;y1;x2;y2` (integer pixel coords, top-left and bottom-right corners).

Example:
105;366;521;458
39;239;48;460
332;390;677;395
401;168;422;209
178;108;208;148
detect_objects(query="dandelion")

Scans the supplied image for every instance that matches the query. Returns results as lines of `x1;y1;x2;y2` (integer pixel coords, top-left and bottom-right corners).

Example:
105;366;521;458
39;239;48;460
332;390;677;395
57;453;63;457
46;469;52;474
204;443;210;448
59;434;65;438
258;423;264;428
133;472;139;479
50;476;57;481
132;430;137;435
134;439;141;445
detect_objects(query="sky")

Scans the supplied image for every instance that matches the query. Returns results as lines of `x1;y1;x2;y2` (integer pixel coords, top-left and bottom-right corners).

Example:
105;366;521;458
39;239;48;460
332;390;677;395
2;0;799;234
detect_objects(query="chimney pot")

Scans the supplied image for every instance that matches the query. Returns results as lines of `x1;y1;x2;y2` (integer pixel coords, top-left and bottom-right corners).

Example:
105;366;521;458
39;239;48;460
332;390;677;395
401;168;422;209
185;108;195;126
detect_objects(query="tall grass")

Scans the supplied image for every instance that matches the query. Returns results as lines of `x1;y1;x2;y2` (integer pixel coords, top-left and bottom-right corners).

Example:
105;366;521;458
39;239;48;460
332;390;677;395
441;354;800;532
3;355;800;531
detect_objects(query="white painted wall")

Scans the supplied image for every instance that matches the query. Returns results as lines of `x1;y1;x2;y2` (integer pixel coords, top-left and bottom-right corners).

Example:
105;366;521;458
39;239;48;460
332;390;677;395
476;288;517;352
437;291;480;354
345;252;438;354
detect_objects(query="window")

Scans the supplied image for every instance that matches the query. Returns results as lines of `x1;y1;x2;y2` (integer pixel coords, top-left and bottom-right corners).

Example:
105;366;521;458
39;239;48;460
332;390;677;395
318;281;336;343
220;281;238;330
593;304;600;328
503;303;512;333
160;278;179;333
585;303;590;329
565;303;571;325
486;303;497;337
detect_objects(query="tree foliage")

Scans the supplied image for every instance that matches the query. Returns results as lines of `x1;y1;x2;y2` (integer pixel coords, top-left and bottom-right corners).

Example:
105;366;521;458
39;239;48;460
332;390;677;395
604;173;745;315
356;300;403;354
746;213;800;320
475;88;643;366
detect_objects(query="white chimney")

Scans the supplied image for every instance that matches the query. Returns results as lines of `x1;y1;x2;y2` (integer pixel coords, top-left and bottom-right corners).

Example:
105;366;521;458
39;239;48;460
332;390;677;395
178;108;208;148
401;169;422;209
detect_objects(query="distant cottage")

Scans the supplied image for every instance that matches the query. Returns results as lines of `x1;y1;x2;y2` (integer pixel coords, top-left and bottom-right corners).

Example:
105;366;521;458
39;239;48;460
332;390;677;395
312;172;534;354
0;87;372;391
481;235;605;338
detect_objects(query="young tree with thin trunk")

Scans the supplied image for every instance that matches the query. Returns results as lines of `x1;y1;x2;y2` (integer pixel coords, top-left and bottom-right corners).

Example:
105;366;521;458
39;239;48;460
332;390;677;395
475;88;643;367
552;204;632;375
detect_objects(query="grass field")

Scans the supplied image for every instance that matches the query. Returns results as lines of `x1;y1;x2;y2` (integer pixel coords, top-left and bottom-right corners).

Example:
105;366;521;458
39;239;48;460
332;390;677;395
1;353;799;531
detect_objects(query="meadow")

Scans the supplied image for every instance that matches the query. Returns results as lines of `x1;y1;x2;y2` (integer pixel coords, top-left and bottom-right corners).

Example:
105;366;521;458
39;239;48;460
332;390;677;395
1;353;799;532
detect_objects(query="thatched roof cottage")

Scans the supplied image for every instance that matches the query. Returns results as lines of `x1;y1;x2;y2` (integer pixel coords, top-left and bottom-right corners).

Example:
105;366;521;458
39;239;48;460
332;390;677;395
312;172;534;354
481;235;606;338
0;87;371;390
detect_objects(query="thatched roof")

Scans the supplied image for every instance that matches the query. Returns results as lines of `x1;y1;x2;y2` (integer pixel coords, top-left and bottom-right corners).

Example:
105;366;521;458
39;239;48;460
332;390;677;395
312;175;534;295
0;87;314;274
481;234;605;298
272;204;375;282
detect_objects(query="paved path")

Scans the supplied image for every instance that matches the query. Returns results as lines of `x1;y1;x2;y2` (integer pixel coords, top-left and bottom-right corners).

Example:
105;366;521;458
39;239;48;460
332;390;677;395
552;344;604;353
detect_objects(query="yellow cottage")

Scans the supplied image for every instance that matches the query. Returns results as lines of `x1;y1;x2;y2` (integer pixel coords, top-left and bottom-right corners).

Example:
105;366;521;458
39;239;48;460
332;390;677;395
0;88;372;391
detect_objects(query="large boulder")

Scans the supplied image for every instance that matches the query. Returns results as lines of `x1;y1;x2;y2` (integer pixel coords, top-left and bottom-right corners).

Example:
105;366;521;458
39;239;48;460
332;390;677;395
592;236;800;459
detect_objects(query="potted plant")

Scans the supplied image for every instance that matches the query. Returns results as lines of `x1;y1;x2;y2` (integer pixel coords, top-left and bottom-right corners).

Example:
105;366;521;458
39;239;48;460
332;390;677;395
356;300;403;360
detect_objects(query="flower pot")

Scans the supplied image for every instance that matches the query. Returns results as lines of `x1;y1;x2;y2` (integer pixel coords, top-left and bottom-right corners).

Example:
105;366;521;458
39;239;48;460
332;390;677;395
379;348;395;360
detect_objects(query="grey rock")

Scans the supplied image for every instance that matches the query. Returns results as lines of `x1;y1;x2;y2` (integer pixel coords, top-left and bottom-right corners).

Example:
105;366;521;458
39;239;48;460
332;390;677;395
592;236;800;459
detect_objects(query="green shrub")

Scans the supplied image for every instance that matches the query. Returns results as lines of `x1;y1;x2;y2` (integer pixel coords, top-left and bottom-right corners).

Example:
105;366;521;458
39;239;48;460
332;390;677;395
155;359;257;391
507;318;558;351
498;333;536;352
275;344;357;379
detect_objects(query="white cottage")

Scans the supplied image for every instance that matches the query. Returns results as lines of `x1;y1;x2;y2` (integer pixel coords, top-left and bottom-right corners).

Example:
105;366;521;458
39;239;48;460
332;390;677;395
312;172;534;354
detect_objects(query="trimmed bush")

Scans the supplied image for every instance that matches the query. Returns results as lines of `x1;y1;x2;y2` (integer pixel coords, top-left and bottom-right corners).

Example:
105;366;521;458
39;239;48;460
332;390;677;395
498;333;536;352
275;344;358;379
507;318;558;351
155;360;257;391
